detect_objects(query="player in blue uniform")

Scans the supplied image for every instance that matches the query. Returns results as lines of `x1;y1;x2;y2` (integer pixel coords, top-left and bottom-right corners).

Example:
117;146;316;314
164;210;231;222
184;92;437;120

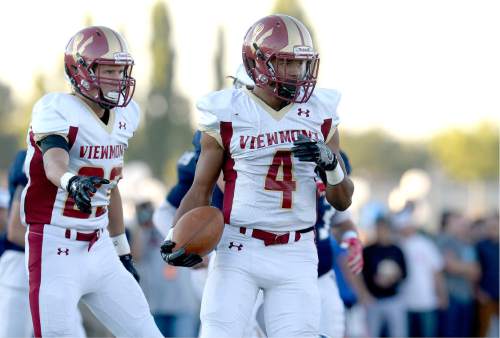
153;131;223;237
315;151;364;337
0;150;34;336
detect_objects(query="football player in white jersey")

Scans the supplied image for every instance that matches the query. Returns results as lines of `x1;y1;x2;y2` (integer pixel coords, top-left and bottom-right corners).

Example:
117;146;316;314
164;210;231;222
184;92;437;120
161;14;354;338
0;150;87;337
21;26;162;337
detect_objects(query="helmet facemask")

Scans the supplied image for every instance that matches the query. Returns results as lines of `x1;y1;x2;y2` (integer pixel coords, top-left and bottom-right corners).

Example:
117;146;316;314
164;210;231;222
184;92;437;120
269;52;319;103
69;54;135;110
92;59;136;109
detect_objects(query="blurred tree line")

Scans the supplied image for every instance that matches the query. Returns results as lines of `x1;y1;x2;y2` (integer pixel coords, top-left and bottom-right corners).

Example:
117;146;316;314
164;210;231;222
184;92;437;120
0;0;498;188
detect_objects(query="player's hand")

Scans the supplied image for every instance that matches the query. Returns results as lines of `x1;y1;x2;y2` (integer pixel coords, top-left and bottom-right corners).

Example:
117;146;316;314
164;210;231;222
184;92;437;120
341;237;364;274
119;253;140;282
160;240;202;267
291;134;338;171
66;176;110;214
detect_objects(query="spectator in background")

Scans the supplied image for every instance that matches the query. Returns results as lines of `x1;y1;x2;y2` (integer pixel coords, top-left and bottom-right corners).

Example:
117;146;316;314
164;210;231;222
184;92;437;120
131;201;200;337
362;216;408;337
437;210;480;337
396;203;447;337
475;212;499;337
0;188;9;257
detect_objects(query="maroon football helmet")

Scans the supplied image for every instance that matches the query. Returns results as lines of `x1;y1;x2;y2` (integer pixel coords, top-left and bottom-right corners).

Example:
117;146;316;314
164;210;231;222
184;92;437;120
242;14;319;103
64;26;136;109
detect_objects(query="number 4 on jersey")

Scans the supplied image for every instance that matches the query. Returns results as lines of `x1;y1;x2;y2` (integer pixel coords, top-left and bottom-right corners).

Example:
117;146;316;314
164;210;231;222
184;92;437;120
265;150;296;208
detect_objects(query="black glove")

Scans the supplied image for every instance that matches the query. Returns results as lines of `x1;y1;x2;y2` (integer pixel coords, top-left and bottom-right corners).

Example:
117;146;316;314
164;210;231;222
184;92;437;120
160;240;202;267
66;176;109;214
291;134;338;171
119;254;140;282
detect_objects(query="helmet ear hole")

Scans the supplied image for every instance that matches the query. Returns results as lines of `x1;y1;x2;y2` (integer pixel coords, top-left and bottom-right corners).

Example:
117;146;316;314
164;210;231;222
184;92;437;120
247;58;256;69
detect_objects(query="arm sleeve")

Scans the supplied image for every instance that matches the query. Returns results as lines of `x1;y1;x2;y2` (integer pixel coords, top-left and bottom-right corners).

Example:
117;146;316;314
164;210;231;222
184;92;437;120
38;134;69;154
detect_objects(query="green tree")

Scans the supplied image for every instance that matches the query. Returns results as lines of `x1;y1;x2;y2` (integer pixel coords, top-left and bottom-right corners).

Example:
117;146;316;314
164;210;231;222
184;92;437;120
0;81;18;170
429;122;499;181
214;26;226;90
342;129;430;178
127;1;192;180
0;81;13;128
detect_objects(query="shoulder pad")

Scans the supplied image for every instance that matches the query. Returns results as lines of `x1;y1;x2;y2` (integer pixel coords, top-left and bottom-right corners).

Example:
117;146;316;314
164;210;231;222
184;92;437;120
31;93;73;136
196;89;239;133
309;88;342;139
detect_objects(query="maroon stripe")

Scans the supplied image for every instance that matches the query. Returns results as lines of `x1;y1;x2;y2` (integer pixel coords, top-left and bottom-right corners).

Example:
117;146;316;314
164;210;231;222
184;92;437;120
68;126;78;149
28;224;44;337
220;122;236;224
321;118;332;141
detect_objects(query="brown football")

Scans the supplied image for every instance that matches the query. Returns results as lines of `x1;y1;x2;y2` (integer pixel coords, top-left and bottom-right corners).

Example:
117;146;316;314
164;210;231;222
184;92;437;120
172;206;224;257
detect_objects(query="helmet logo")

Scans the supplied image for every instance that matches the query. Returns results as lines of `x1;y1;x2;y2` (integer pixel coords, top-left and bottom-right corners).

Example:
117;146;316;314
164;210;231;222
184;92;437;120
251;26;274;54
72;34;94;60
251;23;265;42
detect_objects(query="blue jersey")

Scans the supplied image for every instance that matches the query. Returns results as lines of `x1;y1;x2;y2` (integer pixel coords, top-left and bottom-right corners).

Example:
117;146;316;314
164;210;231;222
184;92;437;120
315;150;352;277
331;237;358;307
4;150;28;253
316;194;337;277
166;131;223;210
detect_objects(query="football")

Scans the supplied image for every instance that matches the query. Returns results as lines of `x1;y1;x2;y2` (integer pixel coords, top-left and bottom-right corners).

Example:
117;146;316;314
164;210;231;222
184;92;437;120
172;206;224;257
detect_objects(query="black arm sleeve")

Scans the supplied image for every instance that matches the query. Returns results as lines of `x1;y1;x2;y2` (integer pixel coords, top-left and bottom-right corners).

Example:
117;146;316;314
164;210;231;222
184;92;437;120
38;134;69;155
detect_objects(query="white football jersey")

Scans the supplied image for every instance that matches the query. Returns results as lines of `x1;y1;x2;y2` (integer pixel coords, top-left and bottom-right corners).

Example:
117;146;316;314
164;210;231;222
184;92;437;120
21;93;140;230
198;87;341;231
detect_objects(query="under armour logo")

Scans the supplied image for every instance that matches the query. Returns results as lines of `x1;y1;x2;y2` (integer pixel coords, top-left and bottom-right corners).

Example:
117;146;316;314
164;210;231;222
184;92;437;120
228;242;243;251
297;108;310;117
57;248;69;256
118;121;126;130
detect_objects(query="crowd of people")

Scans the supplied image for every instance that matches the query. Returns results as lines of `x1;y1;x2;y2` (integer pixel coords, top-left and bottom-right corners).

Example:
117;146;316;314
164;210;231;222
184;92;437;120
110;197;498;338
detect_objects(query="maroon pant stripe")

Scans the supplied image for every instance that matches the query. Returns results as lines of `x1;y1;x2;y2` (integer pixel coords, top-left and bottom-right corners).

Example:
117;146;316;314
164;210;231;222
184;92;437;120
28;224;44;337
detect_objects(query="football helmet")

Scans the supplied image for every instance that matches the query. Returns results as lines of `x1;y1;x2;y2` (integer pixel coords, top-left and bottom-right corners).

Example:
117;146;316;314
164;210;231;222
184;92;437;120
64;26;136;109
242;14;319;103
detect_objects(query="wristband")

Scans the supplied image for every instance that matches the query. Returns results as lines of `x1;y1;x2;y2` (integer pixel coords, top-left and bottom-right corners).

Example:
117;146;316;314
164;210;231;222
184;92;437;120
340;230;358;249
342;230;358;241
60;172;76;191
165;228;174;241
325;164;345;185
111;233;131;256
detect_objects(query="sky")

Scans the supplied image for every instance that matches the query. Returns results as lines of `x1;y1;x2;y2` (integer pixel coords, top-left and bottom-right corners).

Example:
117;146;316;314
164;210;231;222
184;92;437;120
0;0;498;140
